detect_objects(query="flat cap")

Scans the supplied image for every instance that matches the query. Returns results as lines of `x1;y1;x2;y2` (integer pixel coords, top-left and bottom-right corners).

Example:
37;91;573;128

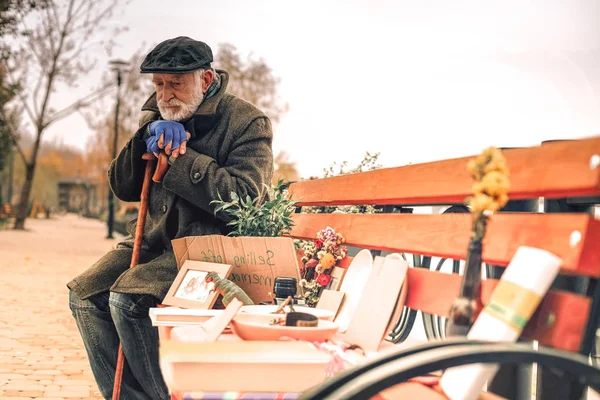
140;36;213;74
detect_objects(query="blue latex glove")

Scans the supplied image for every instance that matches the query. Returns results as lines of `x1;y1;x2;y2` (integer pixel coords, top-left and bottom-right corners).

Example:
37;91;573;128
145;120;188;154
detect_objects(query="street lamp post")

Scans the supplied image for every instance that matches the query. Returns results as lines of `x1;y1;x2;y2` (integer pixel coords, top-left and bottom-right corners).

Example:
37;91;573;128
106;59;129;239
7;146;14;205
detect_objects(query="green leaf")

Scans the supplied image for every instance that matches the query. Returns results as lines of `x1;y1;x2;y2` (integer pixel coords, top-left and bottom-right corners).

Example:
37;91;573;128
205;182;302;237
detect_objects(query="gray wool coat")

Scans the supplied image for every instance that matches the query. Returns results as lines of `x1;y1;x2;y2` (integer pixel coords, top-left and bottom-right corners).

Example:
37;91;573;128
67;70;274;301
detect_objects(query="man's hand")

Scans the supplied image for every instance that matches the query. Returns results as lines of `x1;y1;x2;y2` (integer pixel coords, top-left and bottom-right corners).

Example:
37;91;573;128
145;121;191;159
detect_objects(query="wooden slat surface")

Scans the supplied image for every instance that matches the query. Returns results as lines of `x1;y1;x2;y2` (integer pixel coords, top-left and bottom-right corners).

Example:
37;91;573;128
403;267;590;352
288;213;600;277
288;137;600;206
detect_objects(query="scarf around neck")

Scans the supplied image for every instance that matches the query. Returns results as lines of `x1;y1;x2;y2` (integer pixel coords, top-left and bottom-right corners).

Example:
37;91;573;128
204;71;221;100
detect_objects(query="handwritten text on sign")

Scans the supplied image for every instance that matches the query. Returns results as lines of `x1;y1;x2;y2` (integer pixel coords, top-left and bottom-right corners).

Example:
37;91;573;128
197;248;276;287
172;235;301;303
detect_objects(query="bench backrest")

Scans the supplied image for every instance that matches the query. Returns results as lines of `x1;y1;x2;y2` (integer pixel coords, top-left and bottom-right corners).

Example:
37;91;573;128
287;137;600;354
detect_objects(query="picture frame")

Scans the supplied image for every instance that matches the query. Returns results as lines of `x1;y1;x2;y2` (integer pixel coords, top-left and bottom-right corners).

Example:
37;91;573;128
162;260;233;309
327;266;347;291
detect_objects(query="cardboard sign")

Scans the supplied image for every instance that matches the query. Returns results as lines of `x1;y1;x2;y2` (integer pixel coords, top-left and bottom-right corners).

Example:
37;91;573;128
172;235;302;304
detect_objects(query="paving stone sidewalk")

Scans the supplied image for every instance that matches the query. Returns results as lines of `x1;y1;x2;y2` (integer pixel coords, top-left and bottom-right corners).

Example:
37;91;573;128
0;214;123;400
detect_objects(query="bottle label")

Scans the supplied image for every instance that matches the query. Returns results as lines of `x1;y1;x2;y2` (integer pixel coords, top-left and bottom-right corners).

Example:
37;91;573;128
484;280;542;331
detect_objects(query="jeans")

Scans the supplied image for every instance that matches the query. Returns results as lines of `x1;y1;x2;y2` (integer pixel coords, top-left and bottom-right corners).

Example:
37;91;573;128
69;290;169;400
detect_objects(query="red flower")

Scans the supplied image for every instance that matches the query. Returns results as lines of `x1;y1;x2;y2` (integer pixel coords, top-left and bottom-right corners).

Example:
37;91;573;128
305;259;318;269
317;273;332;287
314;239;323;248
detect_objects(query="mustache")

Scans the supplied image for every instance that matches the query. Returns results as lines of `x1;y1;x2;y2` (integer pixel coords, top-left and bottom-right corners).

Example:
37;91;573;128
158;98;187;107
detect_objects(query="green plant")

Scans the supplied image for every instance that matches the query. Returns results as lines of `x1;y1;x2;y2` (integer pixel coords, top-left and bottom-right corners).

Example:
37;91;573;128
302;151;384;215
322;151;382;178
210;179;299;237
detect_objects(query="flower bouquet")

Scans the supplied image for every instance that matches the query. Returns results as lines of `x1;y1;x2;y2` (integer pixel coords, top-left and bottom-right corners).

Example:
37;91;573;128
298;227;348;307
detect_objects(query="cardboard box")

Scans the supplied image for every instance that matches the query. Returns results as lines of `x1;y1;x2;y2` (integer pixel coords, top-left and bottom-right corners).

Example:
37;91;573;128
172;235;302;304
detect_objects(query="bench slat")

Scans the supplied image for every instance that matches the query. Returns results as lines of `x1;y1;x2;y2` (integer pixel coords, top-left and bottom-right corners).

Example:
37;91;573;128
289;213;600;277
288;137;600;206
404;267;590;352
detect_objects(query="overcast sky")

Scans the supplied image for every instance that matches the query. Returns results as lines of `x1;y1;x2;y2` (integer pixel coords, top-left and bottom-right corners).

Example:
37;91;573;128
43;0;600;178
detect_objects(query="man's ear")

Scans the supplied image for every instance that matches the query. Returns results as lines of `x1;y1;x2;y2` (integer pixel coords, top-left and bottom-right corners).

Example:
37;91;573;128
202;70;214;93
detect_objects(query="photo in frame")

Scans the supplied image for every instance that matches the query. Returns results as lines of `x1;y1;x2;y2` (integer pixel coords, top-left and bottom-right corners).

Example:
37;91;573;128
163;260;233;309
327;267;347;291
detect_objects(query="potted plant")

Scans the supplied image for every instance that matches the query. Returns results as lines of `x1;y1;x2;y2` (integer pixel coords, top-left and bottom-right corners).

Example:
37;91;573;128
211;179;299;238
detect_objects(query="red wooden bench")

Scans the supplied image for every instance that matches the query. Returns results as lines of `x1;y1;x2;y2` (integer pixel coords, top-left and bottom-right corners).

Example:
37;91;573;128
284;137;600;399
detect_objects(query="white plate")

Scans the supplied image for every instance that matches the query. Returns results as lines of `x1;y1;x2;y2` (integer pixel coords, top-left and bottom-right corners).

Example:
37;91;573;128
383;253;409;338
335;249;374;332
239;305;335;321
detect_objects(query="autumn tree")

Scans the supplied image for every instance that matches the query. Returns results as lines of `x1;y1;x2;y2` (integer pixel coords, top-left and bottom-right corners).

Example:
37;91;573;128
0;64;16;173
214;43;299;184
272;151;300;185
214;43;289;124
1;0;126;229
10;138;85;211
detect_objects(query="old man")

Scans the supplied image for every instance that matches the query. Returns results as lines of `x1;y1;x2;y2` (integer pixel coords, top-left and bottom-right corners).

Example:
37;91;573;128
68;37;274;400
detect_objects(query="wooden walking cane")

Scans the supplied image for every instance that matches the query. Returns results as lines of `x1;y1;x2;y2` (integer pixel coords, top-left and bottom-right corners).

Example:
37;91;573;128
112;152;169;400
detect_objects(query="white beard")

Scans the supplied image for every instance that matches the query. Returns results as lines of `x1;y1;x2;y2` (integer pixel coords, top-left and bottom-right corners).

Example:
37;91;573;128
158;85;204;121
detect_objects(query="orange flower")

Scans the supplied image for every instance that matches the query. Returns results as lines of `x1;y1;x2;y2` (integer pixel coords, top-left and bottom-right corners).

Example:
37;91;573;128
320;253;336;270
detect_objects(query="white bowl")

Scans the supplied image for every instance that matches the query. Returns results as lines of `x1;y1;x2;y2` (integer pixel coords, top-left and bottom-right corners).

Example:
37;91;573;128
230;316;339;342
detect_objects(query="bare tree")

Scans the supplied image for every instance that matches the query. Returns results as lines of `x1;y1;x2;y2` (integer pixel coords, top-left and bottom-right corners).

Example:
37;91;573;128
1;0;126;229
1;1;46;178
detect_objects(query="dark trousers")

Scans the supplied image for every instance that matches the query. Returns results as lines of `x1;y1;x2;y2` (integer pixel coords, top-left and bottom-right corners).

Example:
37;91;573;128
69;290;169;400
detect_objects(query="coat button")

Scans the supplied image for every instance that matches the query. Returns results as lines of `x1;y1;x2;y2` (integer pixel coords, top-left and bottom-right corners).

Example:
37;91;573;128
162;204;167;213
193;172;201;180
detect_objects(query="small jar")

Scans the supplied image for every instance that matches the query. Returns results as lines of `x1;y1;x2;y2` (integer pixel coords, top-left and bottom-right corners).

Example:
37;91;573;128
273;277;297;301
